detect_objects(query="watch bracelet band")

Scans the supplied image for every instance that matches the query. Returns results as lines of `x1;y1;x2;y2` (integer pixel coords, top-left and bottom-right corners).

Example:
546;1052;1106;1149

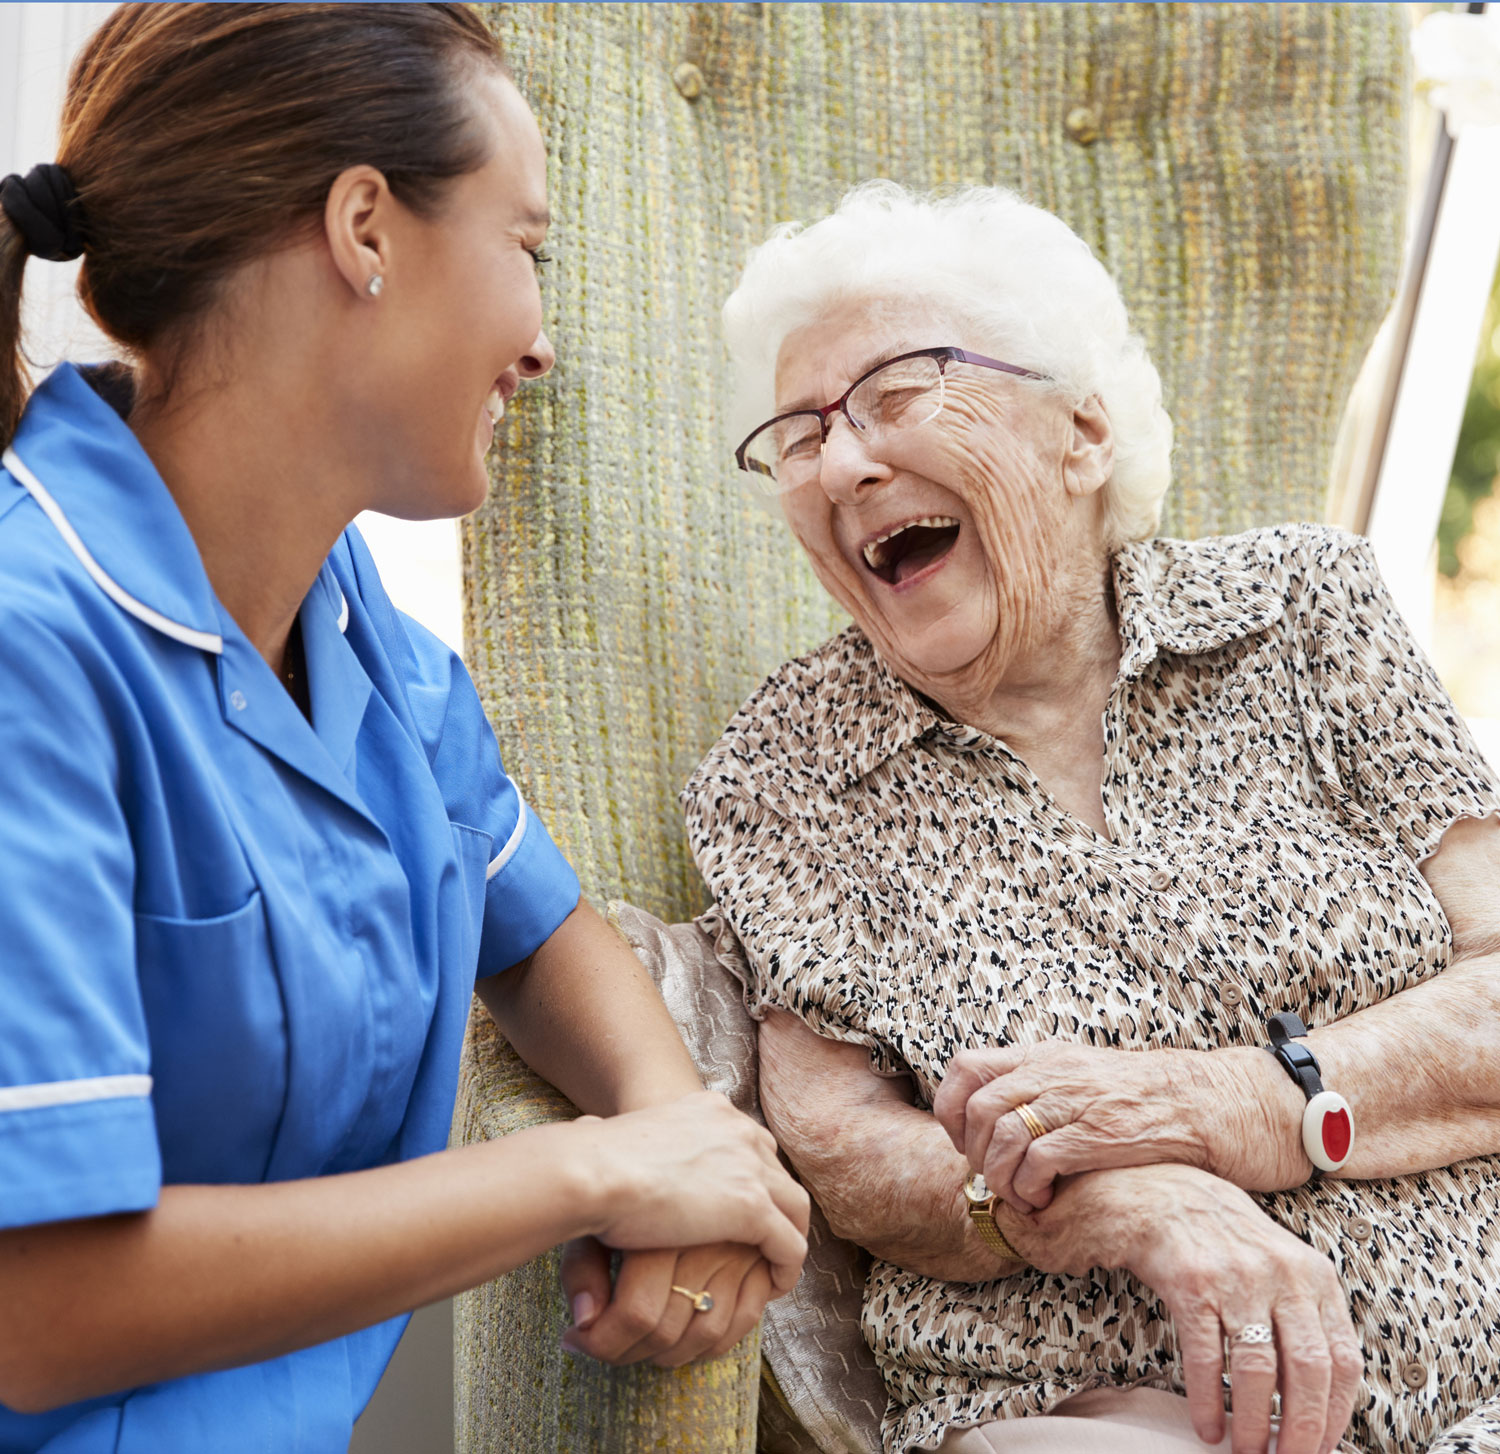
967;1198;1027;1263
962;1172;1030;1265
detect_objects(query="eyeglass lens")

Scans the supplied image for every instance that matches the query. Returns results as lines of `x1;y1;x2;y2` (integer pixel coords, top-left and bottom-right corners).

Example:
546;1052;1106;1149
743;354;947;490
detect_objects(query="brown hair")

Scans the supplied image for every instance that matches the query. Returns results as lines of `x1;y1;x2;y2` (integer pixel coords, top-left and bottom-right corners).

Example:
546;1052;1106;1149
0;3;505;449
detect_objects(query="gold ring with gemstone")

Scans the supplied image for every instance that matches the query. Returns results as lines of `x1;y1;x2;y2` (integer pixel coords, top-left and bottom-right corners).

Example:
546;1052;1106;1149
671;1285;715;1313
1015;1101;1049;1140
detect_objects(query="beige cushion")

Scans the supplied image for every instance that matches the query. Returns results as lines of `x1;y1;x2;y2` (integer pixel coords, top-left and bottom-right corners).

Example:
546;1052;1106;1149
608;901;886;1454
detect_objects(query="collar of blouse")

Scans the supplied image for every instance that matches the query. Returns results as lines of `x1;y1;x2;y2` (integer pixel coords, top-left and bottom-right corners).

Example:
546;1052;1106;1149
814;530;1292;797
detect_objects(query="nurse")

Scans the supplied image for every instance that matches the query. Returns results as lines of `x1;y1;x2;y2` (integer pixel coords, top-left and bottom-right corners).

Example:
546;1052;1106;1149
0;5;808;1451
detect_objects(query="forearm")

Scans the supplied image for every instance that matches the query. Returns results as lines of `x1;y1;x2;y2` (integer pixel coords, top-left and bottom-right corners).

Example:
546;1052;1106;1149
1229;816;1500;1183
1295;949;1500;1177
478;899;702;1114
780;1090;1014;1281
1188;947;1500;1190
776;1085;1194;1283
0;1121;597;1414
755;1010;1190;1281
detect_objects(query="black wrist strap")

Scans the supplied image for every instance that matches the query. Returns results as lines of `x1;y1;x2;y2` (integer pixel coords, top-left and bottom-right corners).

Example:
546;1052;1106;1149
1265;1011;1324;1101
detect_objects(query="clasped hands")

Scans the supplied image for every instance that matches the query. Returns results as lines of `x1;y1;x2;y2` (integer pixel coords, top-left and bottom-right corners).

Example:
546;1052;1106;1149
935;1040;1363;1454
558;1236;773;1367
932;1038;1301;1213
547;1089;807;1368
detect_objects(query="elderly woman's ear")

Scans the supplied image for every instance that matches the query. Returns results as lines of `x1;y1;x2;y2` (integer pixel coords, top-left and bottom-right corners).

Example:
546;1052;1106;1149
1062;395;1115;499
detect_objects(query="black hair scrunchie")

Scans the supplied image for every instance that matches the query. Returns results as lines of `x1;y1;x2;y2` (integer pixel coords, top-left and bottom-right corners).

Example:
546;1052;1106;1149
0;163;87;262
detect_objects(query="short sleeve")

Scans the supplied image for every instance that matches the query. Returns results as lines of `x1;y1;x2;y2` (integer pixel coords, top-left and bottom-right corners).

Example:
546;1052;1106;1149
379;593;580;977
0;617;161;1230
1305;537;1500;863
682;775;889;1063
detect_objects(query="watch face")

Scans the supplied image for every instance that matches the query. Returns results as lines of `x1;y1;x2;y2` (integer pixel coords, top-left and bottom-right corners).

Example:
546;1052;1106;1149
964;1172;992;1206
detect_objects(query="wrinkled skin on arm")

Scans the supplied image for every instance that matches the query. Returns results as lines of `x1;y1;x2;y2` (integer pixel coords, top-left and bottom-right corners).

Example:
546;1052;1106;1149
757;1009;1013;1282
758;1009;1363;1454
934;814;1500;1213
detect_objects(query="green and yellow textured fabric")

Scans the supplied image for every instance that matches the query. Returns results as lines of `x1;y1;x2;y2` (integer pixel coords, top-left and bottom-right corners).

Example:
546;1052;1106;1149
453;5;1410;1449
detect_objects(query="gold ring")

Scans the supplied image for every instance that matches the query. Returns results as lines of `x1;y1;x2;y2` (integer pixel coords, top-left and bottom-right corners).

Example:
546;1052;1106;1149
1015;1101;1049;1140
670;1284;715;1313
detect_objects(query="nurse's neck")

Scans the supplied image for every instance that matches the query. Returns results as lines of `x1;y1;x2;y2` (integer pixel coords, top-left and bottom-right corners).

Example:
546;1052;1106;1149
127;250;382;684
129;384;350;686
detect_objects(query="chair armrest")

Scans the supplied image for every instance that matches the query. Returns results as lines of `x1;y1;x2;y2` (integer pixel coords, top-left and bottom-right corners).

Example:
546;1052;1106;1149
452;999;762;1453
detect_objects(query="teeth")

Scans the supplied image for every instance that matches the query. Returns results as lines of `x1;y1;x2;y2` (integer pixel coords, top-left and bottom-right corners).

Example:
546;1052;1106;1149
861;516;960;570
483;388;503;425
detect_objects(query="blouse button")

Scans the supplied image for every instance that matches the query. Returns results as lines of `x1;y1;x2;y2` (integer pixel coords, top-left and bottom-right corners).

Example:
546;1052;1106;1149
1347;1216;1373;1241
230;689;248;712
1401;1360;1428;1390
1148;868;1173;891
1220;985;1244;1009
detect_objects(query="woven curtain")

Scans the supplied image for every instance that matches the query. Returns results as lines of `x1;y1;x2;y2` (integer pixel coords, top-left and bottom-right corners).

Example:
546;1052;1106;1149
455;6;1409;1451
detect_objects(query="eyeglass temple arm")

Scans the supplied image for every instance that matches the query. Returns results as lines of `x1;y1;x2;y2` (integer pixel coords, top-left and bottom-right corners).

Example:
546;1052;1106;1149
947;348;1051;382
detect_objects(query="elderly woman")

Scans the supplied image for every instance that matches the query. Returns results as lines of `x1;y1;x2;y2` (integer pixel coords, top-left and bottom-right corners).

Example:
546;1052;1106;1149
682;182;1500;1454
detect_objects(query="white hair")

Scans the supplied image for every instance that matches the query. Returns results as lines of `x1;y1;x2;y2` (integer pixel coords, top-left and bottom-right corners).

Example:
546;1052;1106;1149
722;180;1173;544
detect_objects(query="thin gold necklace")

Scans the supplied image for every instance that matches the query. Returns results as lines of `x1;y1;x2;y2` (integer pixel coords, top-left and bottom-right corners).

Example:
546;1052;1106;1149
282;620;309;715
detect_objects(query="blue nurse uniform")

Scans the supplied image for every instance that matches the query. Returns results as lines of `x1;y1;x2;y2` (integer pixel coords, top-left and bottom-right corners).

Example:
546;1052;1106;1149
0;364;581;1453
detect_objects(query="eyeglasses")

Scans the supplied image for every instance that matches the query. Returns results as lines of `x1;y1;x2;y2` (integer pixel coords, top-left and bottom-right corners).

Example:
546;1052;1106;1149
734;346;1051;496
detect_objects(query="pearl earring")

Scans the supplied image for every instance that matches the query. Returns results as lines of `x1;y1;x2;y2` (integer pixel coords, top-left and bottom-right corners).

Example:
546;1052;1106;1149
366;274;384;298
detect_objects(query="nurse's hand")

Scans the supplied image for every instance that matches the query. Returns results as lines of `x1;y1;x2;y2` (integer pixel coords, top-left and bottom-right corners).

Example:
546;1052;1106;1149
569;1090;810;1291
557;1237;772;1366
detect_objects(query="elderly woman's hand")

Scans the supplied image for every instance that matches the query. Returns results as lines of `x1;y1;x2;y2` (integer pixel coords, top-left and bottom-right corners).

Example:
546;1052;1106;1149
933;1040;1304;1213
1086;1163;1364;1454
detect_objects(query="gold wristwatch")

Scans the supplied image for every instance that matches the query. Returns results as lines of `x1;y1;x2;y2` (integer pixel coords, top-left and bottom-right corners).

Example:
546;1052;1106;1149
964;1173;1027;1264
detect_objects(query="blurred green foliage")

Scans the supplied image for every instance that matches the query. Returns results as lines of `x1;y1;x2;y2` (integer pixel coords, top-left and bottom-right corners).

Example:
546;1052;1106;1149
1440;256;1500;578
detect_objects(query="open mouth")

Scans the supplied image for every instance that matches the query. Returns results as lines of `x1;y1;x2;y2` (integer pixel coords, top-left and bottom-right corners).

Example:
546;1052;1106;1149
482;386;504;428
482;374;519;431
861;516;961;586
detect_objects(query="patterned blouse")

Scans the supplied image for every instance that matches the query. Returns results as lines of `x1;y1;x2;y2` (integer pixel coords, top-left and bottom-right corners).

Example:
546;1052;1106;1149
682;525;1500;1454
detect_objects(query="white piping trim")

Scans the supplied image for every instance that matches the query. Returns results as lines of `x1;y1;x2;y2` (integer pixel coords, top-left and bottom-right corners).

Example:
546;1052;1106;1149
3;447;224;654
336;586;350;634
0;1073;152;1115
485;798;529;880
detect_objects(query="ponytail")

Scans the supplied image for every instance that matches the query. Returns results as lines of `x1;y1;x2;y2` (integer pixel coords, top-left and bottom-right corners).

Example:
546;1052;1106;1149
0;162;87;450
0;215;29;451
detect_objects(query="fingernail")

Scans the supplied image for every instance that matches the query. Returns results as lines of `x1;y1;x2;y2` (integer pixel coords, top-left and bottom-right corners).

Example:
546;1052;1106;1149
560;1331;580;1354
572;1292;597;1328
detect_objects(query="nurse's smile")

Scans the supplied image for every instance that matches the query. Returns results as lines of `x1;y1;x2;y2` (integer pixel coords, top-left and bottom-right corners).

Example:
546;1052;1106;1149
0;6;808;1445
480;372;520;448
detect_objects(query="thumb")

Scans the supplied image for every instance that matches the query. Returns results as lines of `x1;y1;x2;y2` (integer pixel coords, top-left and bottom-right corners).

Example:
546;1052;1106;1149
932;1065;975;1152
559;1236;612;1331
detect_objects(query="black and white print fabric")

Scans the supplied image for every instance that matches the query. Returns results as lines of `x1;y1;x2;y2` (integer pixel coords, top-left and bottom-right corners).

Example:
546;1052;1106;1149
684;525;1500;1454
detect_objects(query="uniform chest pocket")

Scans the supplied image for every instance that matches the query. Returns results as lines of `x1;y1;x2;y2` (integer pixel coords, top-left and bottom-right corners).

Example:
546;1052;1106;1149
135;889;289;1184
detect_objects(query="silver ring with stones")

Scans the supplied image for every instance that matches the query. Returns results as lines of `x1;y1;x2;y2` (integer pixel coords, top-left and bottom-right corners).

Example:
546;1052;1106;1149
1230;1323;1275;1348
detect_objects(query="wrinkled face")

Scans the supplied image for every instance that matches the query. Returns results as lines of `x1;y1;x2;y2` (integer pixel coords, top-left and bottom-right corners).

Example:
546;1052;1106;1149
367;71;554;519
775;297;1110;707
